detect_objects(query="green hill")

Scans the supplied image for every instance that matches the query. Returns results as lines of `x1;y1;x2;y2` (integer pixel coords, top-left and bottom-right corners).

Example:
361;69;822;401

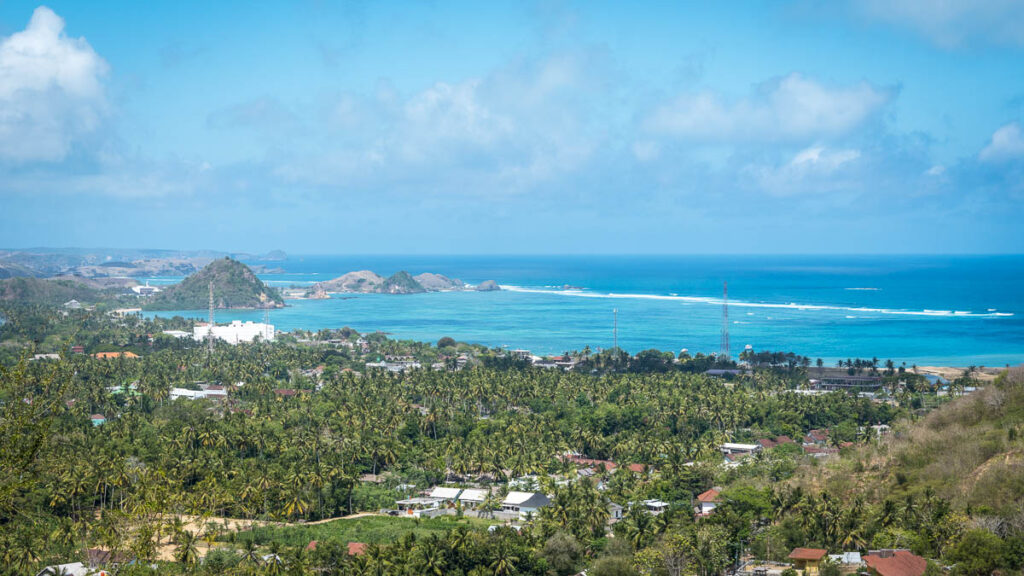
146;257;284;310
0;277;105;306
379;270;426;294
807;366;1024;519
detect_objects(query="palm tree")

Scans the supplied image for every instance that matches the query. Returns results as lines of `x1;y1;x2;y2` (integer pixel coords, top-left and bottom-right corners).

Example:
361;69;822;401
174;529;201;567
489;545;520;576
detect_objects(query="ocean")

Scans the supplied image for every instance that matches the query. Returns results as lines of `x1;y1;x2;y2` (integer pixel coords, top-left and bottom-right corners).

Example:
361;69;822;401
142;255;1024;366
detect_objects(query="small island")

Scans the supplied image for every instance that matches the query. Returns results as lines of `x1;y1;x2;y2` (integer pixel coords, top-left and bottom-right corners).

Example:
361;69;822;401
313;271;469;294
145;258;284;310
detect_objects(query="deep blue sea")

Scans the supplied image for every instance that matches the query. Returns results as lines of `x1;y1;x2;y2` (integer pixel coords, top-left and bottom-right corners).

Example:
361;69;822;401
143;255;1024;366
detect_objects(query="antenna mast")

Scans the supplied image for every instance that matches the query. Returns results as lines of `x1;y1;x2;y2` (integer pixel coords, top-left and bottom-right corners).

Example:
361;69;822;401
208;281;215;355
720;281;730;360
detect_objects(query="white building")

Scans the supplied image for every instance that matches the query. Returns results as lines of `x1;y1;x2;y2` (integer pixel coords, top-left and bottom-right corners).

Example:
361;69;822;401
501;491;551;519
169;385;227;401
132;281;162;295
193;320;274;344
719;443;762;455
457;488;489;507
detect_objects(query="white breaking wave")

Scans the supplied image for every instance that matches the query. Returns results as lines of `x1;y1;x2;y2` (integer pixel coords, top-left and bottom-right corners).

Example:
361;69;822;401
845;287;880;291
500;285;1014;318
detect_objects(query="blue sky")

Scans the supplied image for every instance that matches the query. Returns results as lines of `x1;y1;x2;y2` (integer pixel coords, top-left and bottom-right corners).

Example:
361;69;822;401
1;1;1022;254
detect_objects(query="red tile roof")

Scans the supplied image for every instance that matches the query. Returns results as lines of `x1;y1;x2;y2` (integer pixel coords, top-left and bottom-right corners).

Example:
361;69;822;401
696;488;720;503
775;435;795;444
627;463;645;473
789;548;828;561
865;551;927;576
347;542;367;556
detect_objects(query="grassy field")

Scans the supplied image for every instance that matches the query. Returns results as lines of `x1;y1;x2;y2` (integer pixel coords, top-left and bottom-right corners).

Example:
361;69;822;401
229;514;497;548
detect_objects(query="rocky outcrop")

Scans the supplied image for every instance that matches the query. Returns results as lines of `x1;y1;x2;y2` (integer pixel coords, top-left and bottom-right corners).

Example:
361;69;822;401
476;280;501;292
413;273;465;291
315;271;386;293
317;270;471;294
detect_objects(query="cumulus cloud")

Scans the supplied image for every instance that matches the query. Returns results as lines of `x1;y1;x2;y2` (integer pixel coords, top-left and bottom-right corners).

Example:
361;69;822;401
643;73;892;143
853;0;1024;47
270;52;606;194
0;6;108;164
979;122;1024;162
745;146;862;196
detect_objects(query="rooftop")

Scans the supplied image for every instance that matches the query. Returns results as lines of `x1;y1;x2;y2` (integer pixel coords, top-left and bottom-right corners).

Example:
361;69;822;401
789;548;828;561
864;550;927;576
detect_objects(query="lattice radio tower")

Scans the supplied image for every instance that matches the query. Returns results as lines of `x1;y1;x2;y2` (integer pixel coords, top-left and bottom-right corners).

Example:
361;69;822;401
719;281;730;360
208;282;215;355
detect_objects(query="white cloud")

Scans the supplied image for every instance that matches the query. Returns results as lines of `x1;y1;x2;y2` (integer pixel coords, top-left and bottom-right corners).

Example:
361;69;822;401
644;73;891;143
854;0;1024;47
0;6;109;164
979;123;1024;163
924;165;945;177
746;146;861;195
272;53;605;194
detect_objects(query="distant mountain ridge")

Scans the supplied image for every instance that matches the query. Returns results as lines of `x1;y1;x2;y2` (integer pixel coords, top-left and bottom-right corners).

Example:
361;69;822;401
0;247;287;278
146;258;284;310
314;270;467;294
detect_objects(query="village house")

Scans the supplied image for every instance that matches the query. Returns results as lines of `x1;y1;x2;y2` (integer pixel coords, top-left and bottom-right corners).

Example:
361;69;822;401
393;496;445;518
501;491;551;518
829;552;864;574
864;550;927;576
457;488;489;507
803;429;830;446
720;442;762;455
641;499;669;515
428;486;462;503
789;548;828;576
90;414;106;427
35;562;91;576
608;502;624;520
808;367;882;391
695;488;720;516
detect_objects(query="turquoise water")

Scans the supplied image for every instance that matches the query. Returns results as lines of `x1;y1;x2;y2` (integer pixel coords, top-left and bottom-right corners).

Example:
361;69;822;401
143;255;1024;366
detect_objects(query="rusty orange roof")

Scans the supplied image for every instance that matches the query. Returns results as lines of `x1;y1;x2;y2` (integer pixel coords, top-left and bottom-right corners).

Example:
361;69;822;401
347;542;367;556
697;488;720;503
865;551;927;576
789;548;828;561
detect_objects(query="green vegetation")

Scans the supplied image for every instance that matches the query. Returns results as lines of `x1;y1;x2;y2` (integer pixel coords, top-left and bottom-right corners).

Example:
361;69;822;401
378;271;426;294
234;515;494;548
147;257;283;310
0;276;106;306
0;301;1020;576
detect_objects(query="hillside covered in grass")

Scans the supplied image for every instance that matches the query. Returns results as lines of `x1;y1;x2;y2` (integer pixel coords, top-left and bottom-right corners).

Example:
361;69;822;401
146;257;284;310
0;277;105;306
809;366;1024;519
